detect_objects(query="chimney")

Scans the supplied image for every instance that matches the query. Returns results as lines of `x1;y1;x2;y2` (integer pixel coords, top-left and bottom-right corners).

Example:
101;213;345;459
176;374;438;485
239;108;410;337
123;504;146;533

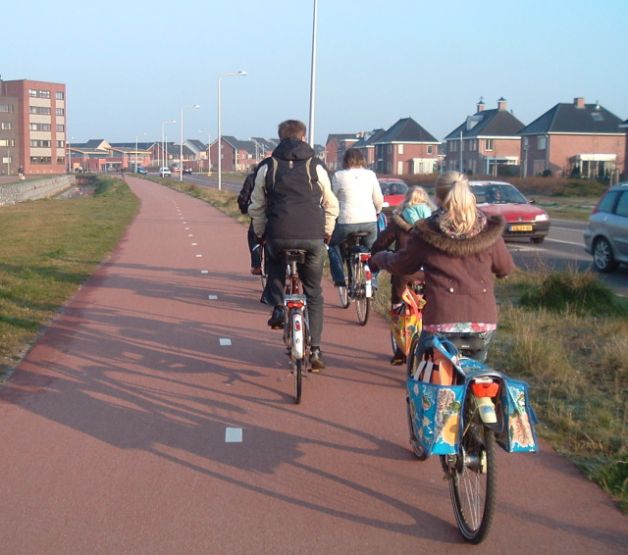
574;97;585;109
476;97;485;112
497;97;507;111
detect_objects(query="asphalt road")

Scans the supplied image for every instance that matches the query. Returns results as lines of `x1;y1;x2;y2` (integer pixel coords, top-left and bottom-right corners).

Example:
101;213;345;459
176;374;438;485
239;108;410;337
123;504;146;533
0;176;625;554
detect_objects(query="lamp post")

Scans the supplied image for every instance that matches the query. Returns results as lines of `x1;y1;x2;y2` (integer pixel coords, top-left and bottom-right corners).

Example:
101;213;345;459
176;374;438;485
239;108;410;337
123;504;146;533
135;132;146;173
67;138;72;174
179;104;200;181
217;70;247;191
308;0;318;147
161;119;176;172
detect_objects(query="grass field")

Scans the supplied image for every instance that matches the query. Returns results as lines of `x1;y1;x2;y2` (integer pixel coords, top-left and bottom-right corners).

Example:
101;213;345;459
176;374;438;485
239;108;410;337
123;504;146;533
0;175;139;376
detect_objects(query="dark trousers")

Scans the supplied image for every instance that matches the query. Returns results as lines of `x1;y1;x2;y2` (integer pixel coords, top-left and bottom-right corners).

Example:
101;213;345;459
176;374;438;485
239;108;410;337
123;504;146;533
247;221;262;268
266;238;325;347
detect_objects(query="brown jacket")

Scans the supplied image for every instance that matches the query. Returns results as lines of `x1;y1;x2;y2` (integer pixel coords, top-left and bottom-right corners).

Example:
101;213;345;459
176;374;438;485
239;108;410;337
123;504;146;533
371;214;515;325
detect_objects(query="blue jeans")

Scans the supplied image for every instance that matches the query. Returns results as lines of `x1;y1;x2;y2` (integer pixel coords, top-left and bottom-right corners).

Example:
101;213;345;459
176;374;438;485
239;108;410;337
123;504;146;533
328;222;378;285
266;238;325;347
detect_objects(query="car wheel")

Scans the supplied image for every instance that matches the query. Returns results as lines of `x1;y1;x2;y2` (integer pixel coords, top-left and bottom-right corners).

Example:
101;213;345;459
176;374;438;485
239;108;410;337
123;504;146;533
530;236;545;244
592;237;618;273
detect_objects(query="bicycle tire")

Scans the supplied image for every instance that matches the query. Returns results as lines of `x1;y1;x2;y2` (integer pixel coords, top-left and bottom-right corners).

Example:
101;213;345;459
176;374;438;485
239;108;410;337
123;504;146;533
294;358;303;404
354;260;370;326
337;283;350;308
448;398;497;544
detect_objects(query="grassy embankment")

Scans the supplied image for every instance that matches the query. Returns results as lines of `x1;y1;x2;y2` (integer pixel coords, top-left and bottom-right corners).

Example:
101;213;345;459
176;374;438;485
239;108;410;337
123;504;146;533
0;175;139;377
156;176;627;511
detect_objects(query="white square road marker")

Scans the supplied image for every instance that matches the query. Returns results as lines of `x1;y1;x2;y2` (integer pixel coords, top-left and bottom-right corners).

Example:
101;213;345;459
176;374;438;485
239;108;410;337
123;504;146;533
195;254;203;258
225;427;243;443
201;270;209;275
208;294;218;300
192;242;198;246
219;338;232;346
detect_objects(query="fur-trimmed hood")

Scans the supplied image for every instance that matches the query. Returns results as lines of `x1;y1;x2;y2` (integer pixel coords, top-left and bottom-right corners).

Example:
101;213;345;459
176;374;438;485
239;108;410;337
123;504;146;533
414;214;506;257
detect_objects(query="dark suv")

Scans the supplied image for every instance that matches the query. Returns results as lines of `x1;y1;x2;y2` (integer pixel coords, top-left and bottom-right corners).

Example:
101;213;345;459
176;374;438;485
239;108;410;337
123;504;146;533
583;183;628;272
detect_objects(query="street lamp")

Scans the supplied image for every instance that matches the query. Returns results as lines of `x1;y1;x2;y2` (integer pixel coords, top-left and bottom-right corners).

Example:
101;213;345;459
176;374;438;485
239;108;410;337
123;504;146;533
161;119;176;172
179;104;200;181
217;70;247;191
308;0;318;147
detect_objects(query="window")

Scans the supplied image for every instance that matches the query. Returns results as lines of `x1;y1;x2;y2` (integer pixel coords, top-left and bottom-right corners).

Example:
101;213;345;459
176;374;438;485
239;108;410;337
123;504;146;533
29;89;50;98
30;140;51;147
30;156;52;164
485;139;494;151
29;106;51;115
537;136;546;150
0;139;16;147
427;145;433;155
56;108;64;116
56;124;65;132
615;192;628;218
597;191;619;214
398;144;404;155
0;104;14;113
29;123;52;131
450;141;457;152
56;91;64;100
56;140;65;148
57;156;65;164
0;122;11;130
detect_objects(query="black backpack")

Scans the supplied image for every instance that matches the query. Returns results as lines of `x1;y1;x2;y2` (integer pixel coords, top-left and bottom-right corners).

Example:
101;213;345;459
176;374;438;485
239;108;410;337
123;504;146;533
237;170;257;215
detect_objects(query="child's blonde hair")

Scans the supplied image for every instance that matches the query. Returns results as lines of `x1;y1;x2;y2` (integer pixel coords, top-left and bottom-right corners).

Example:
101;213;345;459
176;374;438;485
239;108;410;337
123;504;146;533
435;171;478;236
395;186;431;215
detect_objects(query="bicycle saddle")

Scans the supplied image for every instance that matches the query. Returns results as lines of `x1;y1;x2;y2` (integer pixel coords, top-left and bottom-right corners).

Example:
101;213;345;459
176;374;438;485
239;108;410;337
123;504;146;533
281;249;307;264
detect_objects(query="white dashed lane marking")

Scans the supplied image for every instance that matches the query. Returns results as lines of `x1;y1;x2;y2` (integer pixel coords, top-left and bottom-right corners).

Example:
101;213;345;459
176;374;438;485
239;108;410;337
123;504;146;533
201;270;209;275
208;294;218;299
225;428;242;443
195;254;203;258
219;338;232;346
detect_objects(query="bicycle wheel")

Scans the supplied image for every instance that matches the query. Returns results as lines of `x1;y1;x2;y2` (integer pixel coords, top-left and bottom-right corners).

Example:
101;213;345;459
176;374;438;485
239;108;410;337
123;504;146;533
353;260;370;326
294;358;303;404
337;283;350;308
447;397;497;544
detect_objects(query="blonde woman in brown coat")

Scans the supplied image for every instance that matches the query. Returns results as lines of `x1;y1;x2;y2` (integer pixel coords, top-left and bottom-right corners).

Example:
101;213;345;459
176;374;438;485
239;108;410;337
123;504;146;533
371;171;515;361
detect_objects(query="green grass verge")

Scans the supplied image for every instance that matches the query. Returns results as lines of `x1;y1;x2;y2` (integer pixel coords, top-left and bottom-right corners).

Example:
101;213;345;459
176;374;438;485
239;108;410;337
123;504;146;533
0;176;139;377
156;178;628;511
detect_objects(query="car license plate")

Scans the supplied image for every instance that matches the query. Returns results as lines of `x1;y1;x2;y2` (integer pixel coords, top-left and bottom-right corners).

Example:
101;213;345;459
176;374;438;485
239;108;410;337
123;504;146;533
510;224;533;232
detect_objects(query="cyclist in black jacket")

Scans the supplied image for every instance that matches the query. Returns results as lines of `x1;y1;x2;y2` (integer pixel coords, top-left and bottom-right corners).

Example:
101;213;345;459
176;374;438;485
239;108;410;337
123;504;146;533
248;120;339;370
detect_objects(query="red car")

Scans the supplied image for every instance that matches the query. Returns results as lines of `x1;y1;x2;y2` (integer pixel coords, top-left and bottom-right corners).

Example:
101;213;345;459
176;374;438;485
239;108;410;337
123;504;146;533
470;180;550;243
378;178;408;212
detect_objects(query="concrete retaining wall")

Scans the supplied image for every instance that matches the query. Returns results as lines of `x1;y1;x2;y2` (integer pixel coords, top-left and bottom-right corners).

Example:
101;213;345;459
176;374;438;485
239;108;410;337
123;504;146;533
0;175;76;206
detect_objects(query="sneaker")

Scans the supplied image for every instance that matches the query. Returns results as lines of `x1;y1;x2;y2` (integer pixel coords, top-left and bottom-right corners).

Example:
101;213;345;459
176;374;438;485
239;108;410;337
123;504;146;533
251;267;263;276
267;306;285;329
309;347;326;372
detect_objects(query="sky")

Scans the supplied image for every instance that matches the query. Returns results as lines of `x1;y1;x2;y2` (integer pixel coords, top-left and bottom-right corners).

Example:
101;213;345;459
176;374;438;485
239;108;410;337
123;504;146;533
3;0;627;146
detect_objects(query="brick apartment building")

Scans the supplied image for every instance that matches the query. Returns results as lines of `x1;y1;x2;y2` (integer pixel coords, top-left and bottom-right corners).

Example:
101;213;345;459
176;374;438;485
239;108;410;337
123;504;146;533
325;133;361;171
519;97;625;179
444;98;524;176
0;78;67;175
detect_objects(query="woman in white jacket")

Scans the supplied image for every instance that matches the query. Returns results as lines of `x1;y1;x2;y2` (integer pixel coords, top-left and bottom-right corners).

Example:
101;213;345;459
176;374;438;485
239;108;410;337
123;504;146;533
328;148;383;286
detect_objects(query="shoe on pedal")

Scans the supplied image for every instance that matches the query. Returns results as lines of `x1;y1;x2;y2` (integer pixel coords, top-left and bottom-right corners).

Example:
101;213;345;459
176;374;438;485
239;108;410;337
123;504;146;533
251;266;263;276
309;347;325;372
267;306;285;329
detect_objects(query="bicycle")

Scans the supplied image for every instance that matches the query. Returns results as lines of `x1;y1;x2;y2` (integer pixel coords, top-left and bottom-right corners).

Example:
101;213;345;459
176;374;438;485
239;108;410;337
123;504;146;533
405;333;538;544
336;231;374;326
280;249;311;404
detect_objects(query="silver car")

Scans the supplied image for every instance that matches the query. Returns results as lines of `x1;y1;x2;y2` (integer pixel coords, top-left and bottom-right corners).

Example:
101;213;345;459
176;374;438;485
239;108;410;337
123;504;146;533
583;183;628;272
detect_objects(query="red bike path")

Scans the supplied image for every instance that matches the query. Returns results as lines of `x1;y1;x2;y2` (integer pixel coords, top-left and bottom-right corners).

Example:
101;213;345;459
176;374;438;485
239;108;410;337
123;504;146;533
0;176;625;554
